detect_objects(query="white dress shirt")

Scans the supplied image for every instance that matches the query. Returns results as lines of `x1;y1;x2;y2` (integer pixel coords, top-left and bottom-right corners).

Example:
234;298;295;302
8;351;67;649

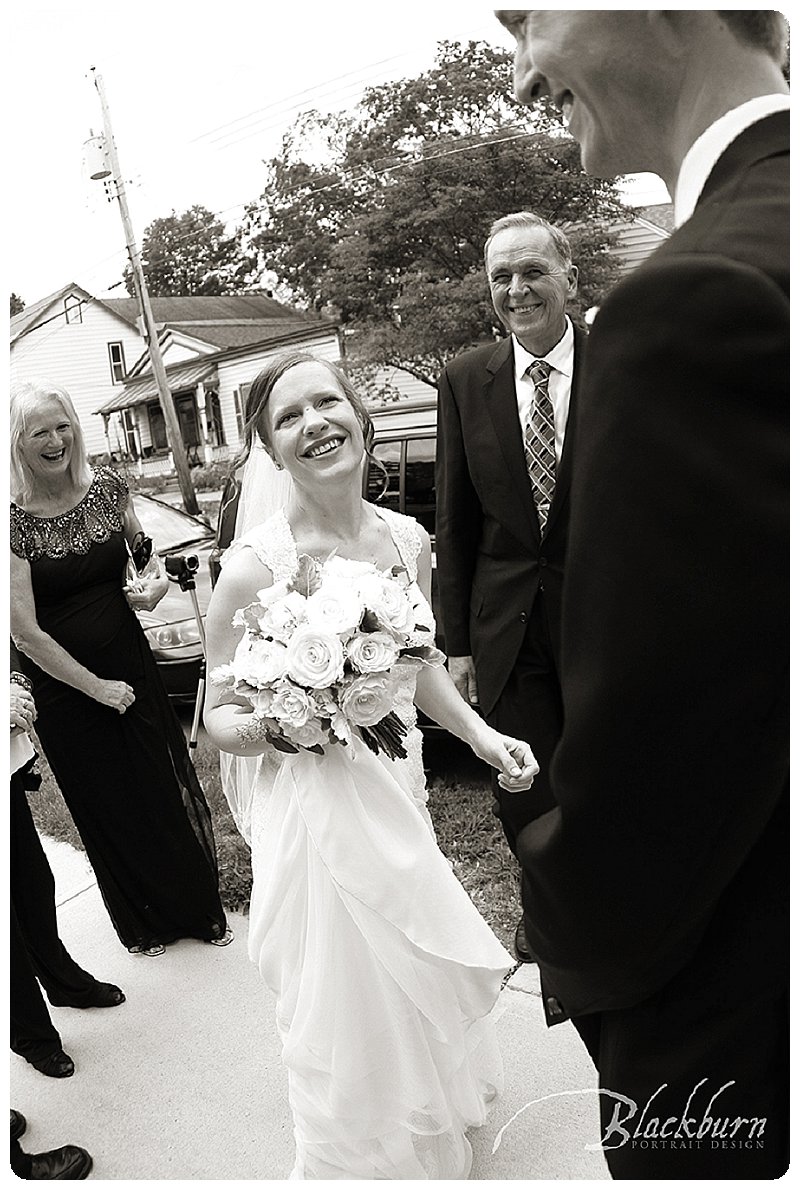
511;319;574;466
674;93;790;228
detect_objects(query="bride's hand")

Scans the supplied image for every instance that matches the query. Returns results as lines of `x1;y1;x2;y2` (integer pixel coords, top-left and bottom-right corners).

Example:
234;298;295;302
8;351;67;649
469;725;538;792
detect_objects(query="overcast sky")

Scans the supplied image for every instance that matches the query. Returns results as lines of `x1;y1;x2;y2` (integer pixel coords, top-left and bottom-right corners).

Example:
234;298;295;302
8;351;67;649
7;2;670;306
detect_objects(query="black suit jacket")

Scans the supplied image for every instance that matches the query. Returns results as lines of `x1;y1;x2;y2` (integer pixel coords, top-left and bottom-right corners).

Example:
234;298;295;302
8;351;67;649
435;322;585;715
518;112;789;1018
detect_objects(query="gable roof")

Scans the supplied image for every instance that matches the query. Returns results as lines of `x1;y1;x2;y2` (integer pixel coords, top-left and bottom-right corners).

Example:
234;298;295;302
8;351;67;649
104;294;313;325
10;283;140;345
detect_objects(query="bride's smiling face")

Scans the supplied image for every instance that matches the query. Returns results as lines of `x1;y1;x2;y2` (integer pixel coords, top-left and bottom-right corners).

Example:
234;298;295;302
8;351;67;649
263;362;365;483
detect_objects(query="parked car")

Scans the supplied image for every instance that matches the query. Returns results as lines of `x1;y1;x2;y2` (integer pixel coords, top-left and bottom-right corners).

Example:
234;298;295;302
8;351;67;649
132;492;215;701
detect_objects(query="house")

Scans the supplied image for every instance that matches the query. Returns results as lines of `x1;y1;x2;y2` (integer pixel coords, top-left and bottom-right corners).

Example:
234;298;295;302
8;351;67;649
11;284;148;456
11;287;342;467
608;204;675;278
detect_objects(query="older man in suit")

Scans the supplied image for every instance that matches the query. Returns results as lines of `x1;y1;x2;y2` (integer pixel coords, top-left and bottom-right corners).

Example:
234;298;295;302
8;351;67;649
435;212;584;963
496;9;789;1178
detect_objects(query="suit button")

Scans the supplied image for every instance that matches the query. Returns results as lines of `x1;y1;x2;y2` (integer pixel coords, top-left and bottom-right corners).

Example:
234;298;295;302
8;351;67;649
519;611;528;623
540;556;548;567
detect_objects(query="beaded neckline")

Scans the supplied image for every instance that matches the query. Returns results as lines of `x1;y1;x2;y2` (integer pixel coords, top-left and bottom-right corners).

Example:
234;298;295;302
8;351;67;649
11;466;128;563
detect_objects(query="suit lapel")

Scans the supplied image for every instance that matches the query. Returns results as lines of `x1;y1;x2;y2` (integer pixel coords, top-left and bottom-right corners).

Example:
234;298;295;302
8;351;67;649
483;338;541;545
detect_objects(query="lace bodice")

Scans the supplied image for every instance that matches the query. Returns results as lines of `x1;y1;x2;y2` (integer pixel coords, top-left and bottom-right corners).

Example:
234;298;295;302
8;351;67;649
11;467;128;562
222;505;422;585
222;505;432;828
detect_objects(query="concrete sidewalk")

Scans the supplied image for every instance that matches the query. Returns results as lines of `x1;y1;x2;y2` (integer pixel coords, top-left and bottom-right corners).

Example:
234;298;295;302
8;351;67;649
10;838;610;1181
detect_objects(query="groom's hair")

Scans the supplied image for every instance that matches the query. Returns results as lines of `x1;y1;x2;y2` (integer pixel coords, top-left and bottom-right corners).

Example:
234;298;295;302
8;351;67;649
232;351;375;475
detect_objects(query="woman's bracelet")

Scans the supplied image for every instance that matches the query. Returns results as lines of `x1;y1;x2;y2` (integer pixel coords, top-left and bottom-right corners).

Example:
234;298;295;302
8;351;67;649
10;671;33;693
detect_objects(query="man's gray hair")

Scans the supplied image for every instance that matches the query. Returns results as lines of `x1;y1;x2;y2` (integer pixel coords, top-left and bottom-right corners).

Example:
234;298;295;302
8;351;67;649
484;212;573;271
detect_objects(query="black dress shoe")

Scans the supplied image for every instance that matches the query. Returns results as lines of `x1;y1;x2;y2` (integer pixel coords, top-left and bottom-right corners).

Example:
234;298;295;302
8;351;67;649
29;1049;75;1078
49;980;125;1009
82;981;126;1008
514;916;537;964
11;1109;27;1141
28;1144;93;1179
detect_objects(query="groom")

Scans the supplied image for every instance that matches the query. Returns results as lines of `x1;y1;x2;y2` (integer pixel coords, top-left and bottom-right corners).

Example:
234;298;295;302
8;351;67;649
496;8;789;1179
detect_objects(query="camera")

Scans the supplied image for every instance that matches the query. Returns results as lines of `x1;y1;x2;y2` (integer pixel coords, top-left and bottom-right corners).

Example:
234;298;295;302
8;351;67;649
165;554;200;590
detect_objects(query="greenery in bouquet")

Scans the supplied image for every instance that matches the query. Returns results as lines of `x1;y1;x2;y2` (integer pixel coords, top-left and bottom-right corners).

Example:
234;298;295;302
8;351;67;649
211;553;445;761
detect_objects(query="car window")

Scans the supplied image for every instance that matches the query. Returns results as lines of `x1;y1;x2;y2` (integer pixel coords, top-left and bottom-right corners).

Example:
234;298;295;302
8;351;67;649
367;441;402;512
132;495;212;551
405;438;436;535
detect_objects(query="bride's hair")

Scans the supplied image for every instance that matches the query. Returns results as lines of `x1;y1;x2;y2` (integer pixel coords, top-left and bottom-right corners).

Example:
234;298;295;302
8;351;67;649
231;351;377;475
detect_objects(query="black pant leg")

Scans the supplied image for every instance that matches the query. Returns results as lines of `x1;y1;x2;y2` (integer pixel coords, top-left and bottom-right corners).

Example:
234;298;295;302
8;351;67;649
10;901;62;1062
10;783;97;1005
485;598;563;855
11;1134;33;1179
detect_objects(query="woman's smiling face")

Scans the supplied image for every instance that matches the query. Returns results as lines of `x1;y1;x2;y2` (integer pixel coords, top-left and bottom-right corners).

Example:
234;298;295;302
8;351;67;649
263;361;365;484
19;396;76;484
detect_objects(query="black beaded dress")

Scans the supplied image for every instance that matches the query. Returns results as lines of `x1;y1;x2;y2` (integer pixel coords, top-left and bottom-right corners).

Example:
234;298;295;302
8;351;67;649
10;466;228;951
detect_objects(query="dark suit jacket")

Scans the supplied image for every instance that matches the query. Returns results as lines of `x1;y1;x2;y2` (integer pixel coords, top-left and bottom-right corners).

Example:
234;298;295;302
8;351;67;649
435;321;585;715
517;112;789;1019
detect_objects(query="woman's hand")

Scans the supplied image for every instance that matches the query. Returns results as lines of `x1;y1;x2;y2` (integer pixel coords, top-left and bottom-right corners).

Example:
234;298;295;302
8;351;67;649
90;678;136;714
10;684;37;736
124;569;169;613
468;723;539;791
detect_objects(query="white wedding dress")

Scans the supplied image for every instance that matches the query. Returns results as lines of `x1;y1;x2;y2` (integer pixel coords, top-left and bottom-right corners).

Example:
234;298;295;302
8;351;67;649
222;507;512;1180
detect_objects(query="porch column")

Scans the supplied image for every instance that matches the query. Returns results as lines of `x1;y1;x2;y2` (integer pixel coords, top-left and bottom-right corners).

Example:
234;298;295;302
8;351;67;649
196;382;213;464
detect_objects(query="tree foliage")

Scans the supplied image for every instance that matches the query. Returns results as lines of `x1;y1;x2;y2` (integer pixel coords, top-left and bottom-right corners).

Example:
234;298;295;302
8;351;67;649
10;292;25;317
244;40;631;383
126;205;255;297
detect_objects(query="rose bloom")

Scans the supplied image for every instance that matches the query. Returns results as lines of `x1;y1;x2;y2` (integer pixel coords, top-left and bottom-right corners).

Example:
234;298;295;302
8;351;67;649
358;573;417;638
232;635;289;687
286;627;345;689
340;672;396;727
270;681;316;729
322;556;378;582
257;589;308;643
282;719;330;749
305;581;364;636
346;630;400;673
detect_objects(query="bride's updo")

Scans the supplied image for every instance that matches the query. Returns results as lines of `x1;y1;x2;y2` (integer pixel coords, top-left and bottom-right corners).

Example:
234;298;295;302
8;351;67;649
233;352;375;474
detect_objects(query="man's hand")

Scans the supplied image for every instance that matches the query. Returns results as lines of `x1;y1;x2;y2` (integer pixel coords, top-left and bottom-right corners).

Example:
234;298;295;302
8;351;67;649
448;655;479;705
10;684;36;736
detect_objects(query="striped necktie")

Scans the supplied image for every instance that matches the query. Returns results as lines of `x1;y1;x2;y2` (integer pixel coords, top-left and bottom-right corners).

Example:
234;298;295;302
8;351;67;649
524;359;556;532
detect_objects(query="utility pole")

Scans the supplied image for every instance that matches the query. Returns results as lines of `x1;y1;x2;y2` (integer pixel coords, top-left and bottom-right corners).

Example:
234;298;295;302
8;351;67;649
89;67;199;516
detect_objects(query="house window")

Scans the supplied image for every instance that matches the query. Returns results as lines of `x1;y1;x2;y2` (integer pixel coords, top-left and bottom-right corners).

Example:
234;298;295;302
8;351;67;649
233;383;251;437
64;295;83;325
108;342;126;383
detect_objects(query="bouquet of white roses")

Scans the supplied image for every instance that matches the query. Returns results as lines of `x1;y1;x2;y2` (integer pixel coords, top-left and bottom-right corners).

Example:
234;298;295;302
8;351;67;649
211;554;445;760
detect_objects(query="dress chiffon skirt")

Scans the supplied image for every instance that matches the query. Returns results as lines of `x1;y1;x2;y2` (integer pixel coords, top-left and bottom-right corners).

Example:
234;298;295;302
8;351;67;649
247;739;511;1179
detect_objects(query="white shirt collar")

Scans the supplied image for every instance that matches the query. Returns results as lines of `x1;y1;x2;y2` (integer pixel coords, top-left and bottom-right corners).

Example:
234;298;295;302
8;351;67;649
673;94;789;228
512;318;574;380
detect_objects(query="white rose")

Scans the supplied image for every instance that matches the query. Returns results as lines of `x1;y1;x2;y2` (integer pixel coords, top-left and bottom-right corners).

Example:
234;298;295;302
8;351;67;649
322;556;379;581
232;635;289;687
305;580;364;636
340;671;396;727
358;573;417;638
286;627;345;689
258;589;308;643
345;630;400;673
283;719;330;749
270;681;315;728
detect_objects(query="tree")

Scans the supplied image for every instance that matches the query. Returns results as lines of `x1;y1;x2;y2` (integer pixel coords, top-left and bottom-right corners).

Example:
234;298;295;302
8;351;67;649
244;40;631;384
125;205;256;297
10;293;25;316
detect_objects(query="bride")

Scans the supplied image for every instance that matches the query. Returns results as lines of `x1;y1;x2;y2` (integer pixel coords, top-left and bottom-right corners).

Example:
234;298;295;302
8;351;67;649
204;351;537;1180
